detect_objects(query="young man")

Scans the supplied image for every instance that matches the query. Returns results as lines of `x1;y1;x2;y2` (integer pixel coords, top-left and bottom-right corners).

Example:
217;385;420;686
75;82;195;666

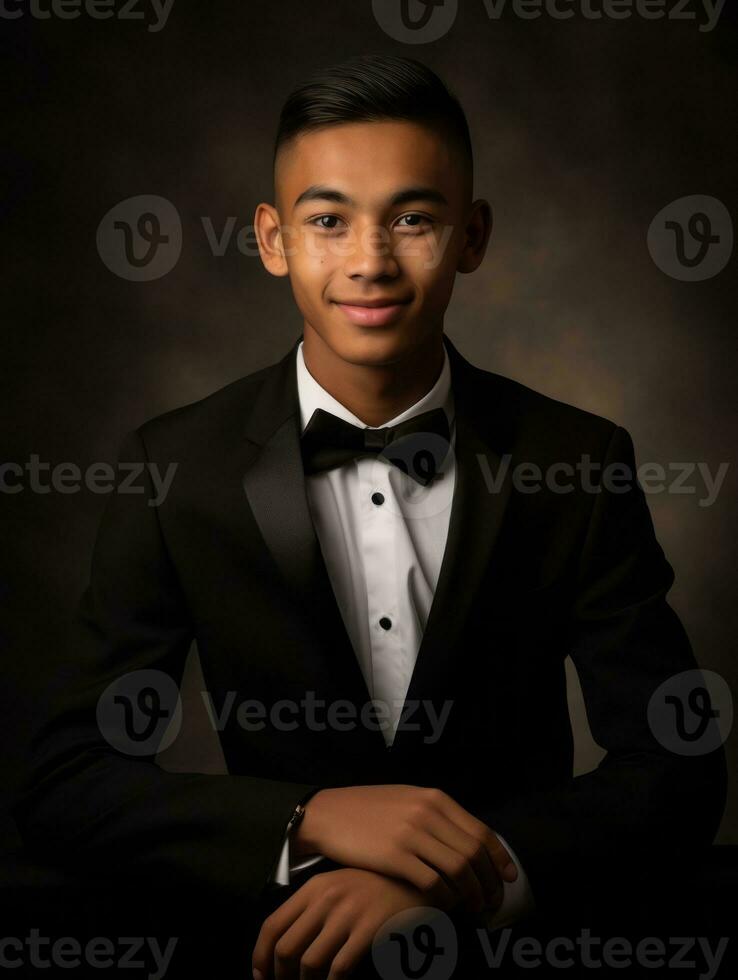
14;55;726;979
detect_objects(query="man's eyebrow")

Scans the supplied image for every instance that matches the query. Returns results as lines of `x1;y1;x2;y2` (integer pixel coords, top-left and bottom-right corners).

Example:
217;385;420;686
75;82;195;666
293;185;449;209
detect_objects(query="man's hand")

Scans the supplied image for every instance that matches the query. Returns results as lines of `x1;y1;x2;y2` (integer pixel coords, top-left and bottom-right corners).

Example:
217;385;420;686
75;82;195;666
291;785;516;917
252;866;478;980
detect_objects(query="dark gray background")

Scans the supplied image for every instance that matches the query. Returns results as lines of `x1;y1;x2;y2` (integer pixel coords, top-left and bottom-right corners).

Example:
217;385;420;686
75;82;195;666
2;1;736;846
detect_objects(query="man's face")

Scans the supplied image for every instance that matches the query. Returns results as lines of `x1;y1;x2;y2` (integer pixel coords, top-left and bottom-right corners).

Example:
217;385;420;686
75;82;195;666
262;120;484;367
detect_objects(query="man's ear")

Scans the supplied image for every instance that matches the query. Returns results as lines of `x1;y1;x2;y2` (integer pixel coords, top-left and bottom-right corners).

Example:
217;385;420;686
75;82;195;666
254;202;290;277
457;198;493;274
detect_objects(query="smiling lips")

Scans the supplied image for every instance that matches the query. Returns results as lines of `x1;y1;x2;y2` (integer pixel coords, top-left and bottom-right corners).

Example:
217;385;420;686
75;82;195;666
333;298;411;326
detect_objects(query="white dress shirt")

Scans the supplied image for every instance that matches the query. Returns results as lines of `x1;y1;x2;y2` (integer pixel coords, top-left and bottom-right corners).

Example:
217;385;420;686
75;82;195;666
271;340;535;930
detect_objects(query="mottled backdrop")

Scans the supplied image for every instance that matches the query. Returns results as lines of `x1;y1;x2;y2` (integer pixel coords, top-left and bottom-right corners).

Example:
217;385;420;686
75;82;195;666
2;1;736;845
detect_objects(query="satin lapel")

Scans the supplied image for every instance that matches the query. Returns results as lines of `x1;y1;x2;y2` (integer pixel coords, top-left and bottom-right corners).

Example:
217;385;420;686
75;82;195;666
240;337;379;720
390;336;516;751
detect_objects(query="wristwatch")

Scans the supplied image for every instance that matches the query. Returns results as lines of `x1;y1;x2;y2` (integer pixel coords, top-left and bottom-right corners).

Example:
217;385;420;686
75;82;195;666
285;787;324;842
285;801;306;836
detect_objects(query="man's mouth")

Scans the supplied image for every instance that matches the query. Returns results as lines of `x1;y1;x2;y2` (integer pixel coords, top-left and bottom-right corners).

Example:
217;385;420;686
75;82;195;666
332;297;411;327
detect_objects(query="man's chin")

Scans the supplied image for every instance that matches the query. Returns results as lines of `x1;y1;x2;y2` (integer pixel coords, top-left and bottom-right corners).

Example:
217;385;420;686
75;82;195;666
304;310;439;367
330;334;413;367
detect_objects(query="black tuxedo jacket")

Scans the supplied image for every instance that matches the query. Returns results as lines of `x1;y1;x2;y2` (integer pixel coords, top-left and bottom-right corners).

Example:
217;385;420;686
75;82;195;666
13;333;727;920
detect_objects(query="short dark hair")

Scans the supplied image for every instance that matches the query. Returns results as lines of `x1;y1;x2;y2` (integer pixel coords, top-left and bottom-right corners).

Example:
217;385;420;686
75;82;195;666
274;54;473;191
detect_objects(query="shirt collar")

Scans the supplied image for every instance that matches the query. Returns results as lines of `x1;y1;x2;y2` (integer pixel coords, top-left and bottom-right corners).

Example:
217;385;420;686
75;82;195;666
296;339;455;434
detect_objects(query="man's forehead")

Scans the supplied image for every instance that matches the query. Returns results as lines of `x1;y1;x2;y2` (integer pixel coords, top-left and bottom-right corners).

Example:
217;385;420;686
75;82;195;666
275;121;460;209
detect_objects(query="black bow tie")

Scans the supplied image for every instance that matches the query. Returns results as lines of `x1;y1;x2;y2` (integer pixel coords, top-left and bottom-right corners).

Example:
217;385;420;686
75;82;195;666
301;406;451;487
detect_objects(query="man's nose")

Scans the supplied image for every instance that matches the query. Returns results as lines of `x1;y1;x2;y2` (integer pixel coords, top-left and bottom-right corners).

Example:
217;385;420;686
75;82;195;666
342;221;399;279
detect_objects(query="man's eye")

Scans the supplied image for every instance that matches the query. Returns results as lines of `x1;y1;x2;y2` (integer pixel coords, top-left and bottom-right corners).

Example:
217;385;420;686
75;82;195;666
396;213;432;230
310;215;344;230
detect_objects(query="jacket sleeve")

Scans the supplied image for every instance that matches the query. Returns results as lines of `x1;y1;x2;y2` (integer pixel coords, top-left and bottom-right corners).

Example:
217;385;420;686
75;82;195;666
470;424;728;918
11;428;320;905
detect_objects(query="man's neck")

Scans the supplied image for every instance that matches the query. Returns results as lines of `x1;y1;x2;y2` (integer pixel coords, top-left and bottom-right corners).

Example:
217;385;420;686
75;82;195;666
301;327;446;427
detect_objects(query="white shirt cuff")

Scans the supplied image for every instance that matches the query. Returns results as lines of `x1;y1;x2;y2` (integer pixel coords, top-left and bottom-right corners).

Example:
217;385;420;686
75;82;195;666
482;832;536;931
271;831;325;886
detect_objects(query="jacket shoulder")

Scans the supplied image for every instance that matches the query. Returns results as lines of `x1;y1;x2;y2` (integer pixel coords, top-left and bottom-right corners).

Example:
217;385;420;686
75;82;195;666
466;359;622;459
133;361;273;457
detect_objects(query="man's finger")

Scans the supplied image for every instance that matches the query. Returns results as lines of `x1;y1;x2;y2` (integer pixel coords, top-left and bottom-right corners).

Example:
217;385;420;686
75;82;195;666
393;852;458;910
299;916;353;980
436;794;518;881
272;904;326;980
412;830;486;915
252;891;309;980
421;807;503;909
326;922;376;980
